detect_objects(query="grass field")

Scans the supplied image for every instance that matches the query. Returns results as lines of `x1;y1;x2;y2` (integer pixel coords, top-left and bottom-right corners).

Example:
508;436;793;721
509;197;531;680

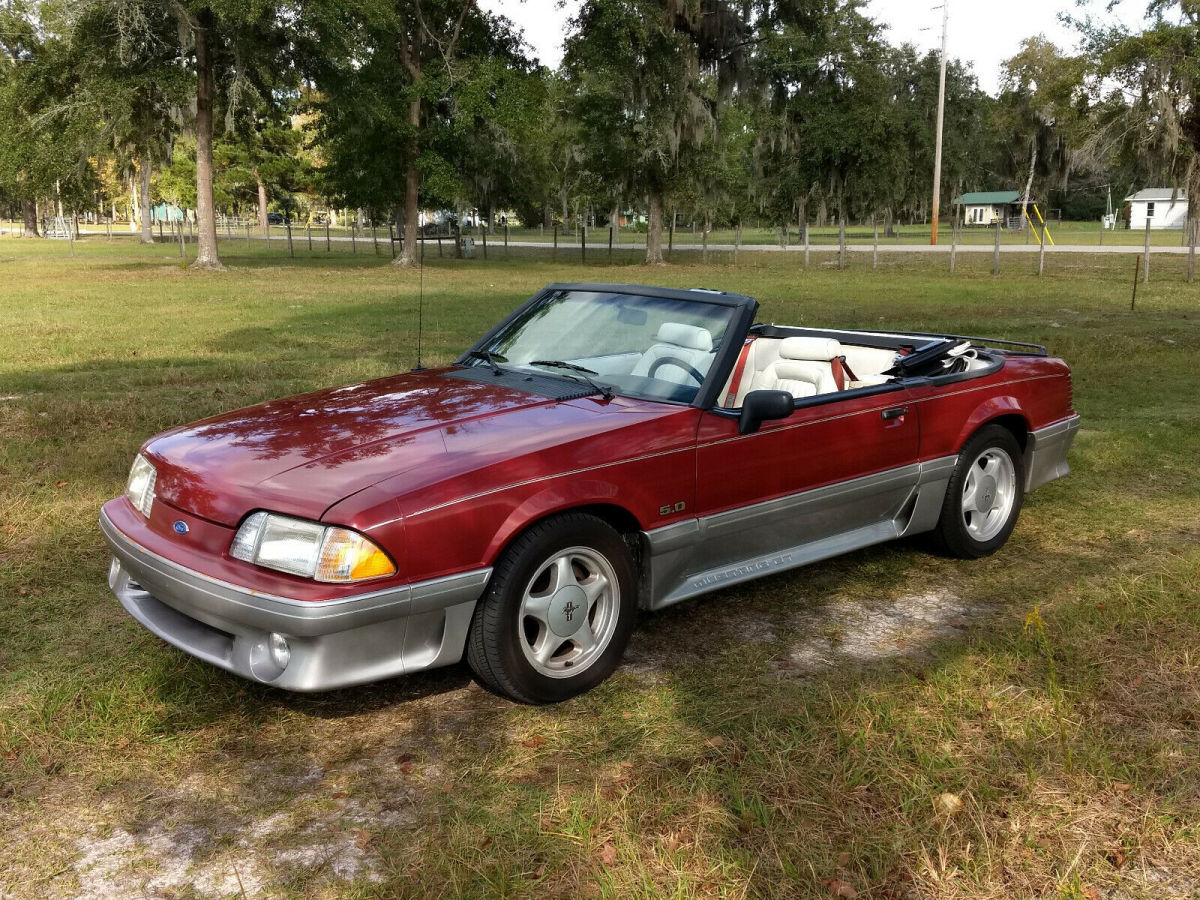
1;237;1199;898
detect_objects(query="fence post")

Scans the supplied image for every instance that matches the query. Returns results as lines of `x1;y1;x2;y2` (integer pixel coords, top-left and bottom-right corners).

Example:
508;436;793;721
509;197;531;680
266;222;271;248
1038;223;1046;276
481;225;488;261
177;219;185;258
246;223;251;250
608;225;613;263
803;222;810;268
553;223;558;258
1188;219;1196;284
107;218;112;241
734;224;741;266
1143;219;1151;284
286;222;294;258
838;220;846;270
326;221;331;252
580;225;585;264
993;226;1000;276
872;220;878;271
668;216;674;254
351;223;356;254
1131;255;1140;310
307;223;312;252
950;221;957;274
1099;218;1104;247
373;224;379;255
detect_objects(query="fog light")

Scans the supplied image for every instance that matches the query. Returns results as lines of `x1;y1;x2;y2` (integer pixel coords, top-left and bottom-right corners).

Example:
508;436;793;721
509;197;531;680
268;632;291;669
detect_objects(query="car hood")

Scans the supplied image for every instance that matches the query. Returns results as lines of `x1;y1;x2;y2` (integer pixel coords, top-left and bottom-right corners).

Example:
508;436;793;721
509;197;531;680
143;369;558;526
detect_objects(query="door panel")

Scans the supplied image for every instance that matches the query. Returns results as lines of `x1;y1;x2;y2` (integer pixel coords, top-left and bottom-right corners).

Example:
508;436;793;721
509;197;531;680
692;387;920;569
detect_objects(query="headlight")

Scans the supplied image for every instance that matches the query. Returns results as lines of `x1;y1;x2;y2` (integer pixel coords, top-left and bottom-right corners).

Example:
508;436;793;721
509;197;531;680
230;512;397;583
125;454;157;518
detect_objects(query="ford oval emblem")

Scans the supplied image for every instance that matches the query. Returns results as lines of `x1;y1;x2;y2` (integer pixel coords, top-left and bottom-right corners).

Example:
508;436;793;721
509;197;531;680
173;521;190;535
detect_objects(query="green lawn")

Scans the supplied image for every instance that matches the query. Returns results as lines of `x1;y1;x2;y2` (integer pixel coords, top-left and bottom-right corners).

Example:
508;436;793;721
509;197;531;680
1;237;1198;898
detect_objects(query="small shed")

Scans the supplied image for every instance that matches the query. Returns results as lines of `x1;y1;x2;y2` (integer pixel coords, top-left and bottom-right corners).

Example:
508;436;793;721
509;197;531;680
150;202;184;223
954;191;1028;227
1125;189;1188;230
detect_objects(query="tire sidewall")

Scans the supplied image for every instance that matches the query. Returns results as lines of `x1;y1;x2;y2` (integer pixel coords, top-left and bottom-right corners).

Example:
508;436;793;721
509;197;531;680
939;426;1026;558
483;515;637;703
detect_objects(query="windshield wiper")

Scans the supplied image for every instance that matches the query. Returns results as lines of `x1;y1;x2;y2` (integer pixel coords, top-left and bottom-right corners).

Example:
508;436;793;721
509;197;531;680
468;349;506;376
529;360;614;400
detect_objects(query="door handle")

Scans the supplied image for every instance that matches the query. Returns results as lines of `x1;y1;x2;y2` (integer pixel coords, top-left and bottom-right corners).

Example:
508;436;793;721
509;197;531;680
882;406;908;421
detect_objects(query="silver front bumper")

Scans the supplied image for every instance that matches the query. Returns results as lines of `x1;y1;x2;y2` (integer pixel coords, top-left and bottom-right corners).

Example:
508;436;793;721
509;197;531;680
99;510;490;691
1025;414;1081;492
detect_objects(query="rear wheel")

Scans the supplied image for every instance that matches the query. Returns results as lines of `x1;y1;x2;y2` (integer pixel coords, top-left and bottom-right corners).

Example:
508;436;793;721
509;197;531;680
466;513;637;704
933;425;1025;558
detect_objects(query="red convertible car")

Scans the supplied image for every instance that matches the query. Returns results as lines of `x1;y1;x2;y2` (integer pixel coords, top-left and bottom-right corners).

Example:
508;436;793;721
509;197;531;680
101;283;1079;703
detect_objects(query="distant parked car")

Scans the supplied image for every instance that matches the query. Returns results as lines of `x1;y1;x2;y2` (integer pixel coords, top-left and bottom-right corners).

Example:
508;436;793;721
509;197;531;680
267;212;288;225
101;283;1079;703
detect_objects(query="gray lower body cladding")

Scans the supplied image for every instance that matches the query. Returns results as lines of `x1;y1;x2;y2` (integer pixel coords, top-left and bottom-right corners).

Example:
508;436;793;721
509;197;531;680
641;414;1080;611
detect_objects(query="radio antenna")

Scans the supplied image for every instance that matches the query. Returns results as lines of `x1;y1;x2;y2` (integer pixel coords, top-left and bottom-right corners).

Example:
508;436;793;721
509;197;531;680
413;214;426;372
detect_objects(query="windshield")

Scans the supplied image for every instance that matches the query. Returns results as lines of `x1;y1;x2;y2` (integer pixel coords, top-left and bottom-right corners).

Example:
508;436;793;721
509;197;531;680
468;289;738;404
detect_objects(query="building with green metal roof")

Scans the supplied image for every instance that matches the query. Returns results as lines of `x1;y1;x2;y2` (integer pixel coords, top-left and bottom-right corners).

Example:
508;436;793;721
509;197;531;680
952;191;1033;228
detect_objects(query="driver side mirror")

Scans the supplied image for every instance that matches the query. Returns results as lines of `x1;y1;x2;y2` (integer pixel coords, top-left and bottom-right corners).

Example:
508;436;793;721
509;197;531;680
738;390;795;435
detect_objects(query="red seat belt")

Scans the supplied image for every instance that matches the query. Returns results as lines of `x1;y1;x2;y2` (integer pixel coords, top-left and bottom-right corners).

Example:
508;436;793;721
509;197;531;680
834;355;859;389
724;338;755;407
830;357;846;391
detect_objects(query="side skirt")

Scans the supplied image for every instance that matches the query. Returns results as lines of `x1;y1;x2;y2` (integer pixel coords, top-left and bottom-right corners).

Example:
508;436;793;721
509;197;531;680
642;456;956;611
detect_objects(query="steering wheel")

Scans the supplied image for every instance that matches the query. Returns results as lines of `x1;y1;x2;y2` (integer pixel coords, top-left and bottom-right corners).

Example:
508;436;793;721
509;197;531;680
647;355;705;385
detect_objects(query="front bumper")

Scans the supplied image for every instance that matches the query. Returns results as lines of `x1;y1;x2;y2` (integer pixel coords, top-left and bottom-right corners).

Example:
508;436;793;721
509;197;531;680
99;510;490;691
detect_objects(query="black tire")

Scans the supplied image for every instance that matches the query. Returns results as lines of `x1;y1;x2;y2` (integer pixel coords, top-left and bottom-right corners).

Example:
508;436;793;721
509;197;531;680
932;424;1026;559
466;513;637;704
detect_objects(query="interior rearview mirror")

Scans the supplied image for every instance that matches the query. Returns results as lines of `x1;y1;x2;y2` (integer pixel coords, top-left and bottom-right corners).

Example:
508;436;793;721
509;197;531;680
738;390;795;435
617;306;647;326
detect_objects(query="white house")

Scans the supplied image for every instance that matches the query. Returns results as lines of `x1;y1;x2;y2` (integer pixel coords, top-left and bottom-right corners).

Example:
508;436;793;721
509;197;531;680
1126;188;1188;230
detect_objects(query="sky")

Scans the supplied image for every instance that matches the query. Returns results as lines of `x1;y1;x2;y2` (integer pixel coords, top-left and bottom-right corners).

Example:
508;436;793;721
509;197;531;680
477;0;1149;95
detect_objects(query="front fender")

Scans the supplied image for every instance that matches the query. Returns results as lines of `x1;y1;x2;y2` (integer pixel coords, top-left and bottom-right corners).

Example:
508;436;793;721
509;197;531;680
481;477;650;564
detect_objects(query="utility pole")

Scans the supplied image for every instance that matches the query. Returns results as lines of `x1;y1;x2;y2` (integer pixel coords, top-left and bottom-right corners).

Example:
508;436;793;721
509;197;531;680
930;0;950;245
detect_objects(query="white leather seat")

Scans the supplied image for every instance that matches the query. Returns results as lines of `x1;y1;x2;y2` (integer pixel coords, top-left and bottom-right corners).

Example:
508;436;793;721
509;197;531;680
749;336;843;398
632;322;715;385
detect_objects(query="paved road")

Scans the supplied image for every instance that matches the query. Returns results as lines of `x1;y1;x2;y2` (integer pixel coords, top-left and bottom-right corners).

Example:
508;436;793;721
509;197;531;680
502;240;1196;255
64;227;1197;255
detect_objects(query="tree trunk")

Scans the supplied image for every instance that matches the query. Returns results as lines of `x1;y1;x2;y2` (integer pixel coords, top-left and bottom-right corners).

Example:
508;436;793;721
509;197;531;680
395;97;421;267
645;190;665;265
1021;142;1038;228
255;169;268;229
139;158;154;243
191;10;222;269
1188;157;1200;232
22;199;39;237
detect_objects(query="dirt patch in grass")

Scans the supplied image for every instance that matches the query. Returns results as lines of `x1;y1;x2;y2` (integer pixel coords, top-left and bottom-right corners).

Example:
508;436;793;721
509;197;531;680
22;678;510;899
779;587;991;675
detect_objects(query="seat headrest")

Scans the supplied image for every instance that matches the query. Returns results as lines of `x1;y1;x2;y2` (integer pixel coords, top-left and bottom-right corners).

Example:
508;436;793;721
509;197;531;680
655;322;713;352
780;336;842;361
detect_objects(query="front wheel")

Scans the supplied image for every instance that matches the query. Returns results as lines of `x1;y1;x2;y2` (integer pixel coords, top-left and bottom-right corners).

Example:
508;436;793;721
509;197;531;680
466;513;637;704
932;425;1025;558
